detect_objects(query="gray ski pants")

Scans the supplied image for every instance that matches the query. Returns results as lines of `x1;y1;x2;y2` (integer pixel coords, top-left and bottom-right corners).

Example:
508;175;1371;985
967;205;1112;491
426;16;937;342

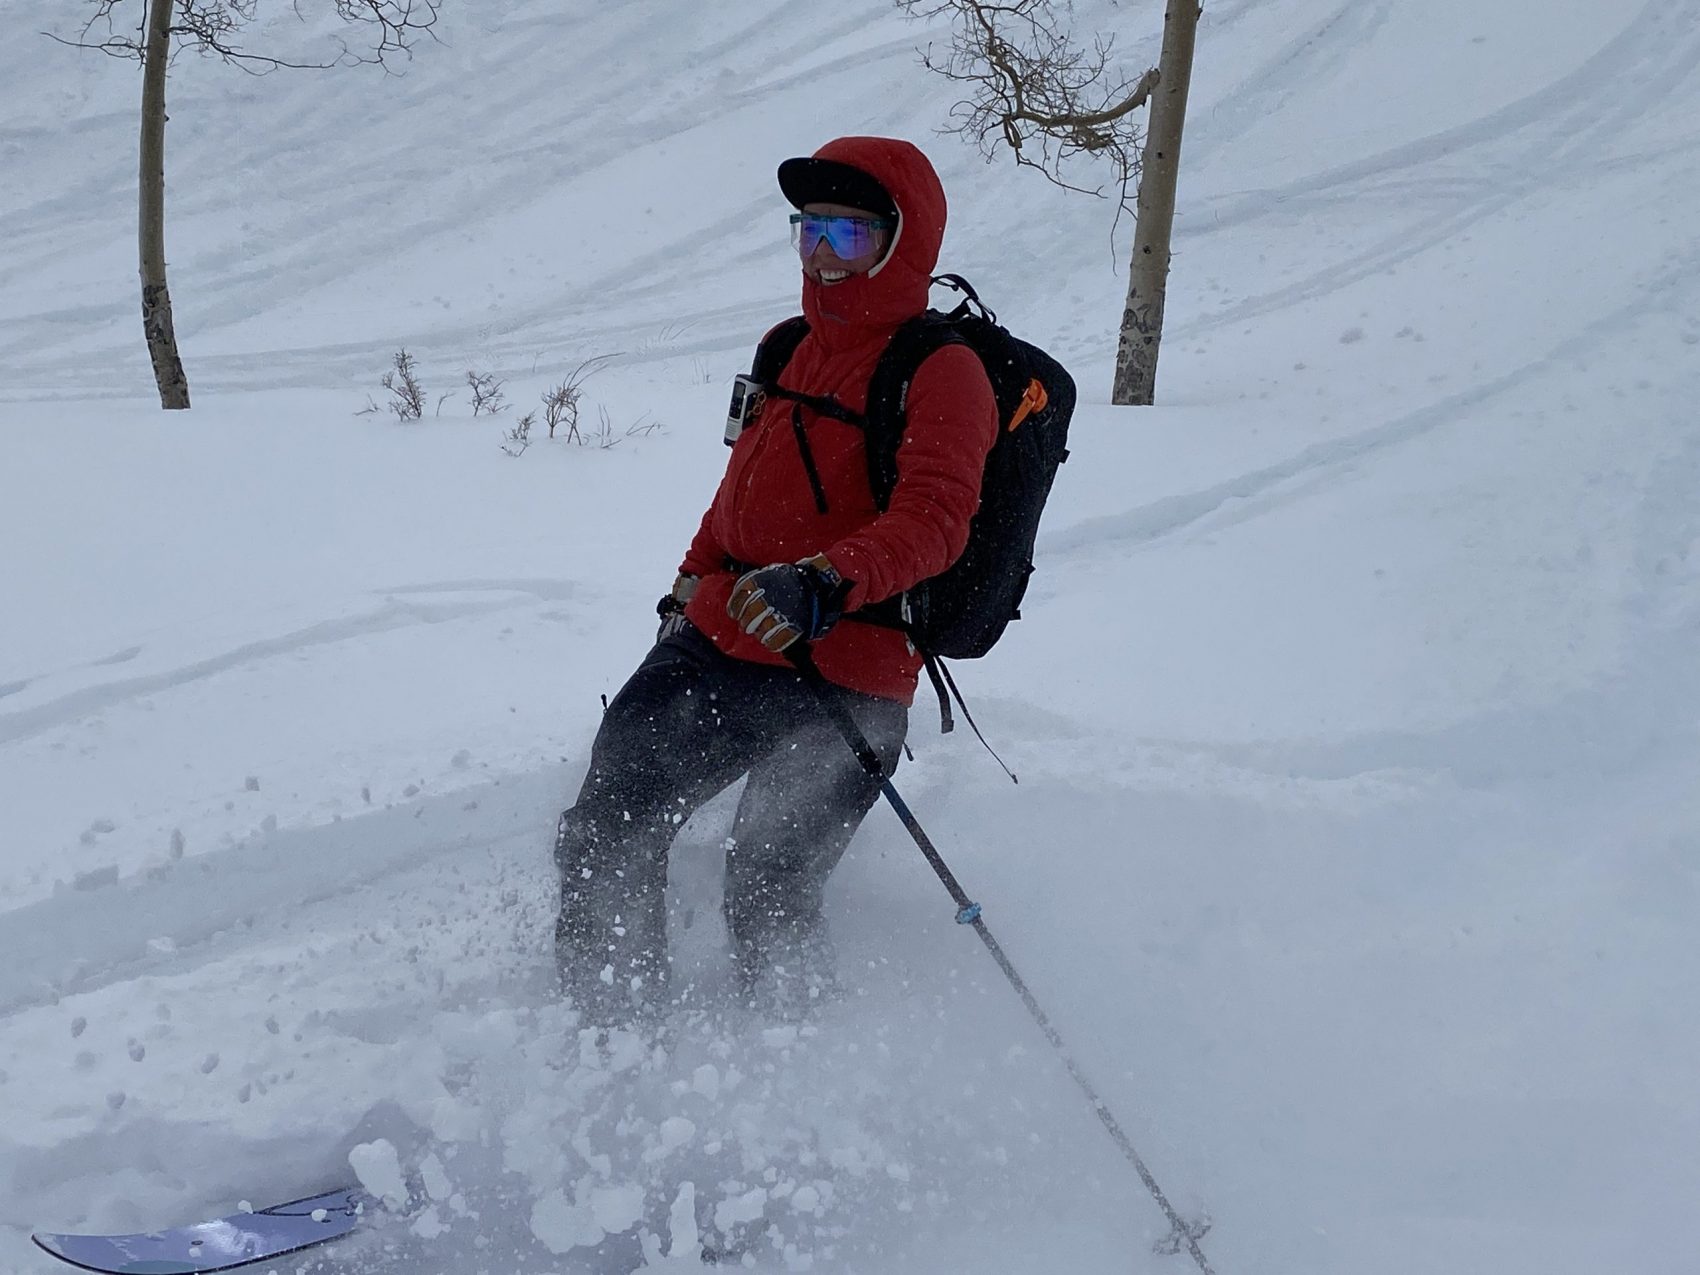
554;622;907;1024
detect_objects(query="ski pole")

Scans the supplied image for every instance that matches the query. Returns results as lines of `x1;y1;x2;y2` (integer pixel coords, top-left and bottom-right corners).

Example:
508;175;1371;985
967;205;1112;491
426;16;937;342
786;647;1215;1275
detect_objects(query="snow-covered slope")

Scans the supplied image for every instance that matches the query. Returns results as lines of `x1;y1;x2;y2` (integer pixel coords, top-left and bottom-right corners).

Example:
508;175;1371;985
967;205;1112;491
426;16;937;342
3;1;1698;1271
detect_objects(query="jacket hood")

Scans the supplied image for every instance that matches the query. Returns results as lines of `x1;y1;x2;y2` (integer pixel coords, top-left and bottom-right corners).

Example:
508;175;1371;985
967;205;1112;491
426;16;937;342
790;136;946;341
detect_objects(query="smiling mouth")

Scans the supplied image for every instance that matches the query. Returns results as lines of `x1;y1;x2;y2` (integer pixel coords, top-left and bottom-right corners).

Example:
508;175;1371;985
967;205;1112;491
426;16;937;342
817;268;851;284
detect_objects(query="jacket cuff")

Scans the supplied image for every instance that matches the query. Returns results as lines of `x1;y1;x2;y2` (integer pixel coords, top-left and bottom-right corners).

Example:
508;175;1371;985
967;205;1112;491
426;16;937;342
819;547;870;611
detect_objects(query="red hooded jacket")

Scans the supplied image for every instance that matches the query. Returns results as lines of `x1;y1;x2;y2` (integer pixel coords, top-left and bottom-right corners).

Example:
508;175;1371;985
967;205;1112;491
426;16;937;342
678;138;998;704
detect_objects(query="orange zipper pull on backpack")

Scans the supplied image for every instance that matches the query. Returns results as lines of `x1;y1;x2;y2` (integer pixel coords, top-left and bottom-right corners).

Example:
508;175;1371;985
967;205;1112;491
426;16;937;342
1007;377;1048;432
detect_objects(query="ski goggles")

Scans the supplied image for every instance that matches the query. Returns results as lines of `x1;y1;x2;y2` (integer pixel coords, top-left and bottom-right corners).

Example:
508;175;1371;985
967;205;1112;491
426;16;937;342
789;212;893;262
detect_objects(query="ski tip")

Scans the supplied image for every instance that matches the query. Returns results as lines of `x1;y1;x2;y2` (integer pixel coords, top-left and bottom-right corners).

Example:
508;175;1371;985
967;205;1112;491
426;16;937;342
31;1187;371;1274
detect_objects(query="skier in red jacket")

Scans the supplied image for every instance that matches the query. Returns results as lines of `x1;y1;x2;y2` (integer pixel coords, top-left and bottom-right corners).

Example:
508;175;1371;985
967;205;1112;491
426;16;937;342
555;136;997;1025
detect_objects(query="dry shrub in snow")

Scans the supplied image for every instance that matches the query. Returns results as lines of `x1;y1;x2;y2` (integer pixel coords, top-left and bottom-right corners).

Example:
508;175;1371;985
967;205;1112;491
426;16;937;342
591;406;664;450
540;355;622;442
380;348;426;421
541;379;581;443
467;369;507;416
501;411;536;458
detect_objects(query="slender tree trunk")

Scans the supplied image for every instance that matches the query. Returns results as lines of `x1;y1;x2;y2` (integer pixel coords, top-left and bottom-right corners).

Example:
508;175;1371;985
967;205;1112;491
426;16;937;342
140;0;190;409
1111;0;1200;406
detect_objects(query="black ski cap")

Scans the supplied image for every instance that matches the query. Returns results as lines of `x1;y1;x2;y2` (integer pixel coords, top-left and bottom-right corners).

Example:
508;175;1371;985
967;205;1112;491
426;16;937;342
777;157;899;220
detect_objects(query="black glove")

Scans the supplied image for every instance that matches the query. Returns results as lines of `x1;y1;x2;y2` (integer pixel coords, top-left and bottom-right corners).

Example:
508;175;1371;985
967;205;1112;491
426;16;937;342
656;572;697;642
727;554;851;653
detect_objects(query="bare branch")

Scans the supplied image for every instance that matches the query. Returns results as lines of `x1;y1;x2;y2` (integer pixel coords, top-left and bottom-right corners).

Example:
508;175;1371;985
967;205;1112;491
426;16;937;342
899;0;1156;214
48;0;442;73
43;32;144;60
44;1;143;58
331;0;443;65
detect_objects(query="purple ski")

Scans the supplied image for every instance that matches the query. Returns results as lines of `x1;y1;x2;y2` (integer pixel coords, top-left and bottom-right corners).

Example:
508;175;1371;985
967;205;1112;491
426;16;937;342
32;1187;371;1274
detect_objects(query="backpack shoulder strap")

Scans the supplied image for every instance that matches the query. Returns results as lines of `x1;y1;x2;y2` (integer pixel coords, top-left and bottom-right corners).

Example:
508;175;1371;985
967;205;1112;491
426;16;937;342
753;314;867;428
752;316;810;386
862;310;971;510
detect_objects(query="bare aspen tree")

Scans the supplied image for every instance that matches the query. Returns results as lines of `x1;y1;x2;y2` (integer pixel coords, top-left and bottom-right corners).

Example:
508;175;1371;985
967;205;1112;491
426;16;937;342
139;0;189;408
900;0;1200;405
49;1;442;410
1113;0;1199;404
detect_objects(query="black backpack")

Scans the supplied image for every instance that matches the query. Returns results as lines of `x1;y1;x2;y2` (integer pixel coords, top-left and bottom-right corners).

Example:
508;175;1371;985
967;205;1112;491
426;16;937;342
750;274;1075;661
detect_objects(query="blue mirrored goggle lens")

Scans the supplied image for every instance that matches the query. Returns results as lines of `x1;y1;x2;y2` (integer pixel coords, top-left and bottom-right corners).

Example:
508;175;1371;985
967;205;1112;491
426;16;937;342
789;213;890;261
